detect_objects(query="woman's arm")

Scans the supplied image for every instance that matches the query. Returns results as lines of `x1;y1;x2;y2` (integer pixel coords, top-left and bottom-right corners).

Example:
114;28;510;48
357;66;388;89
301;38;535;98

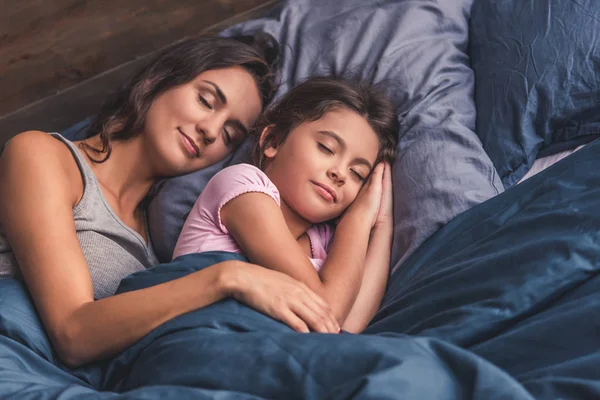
0;131;338;367
342;163;394;333
221;163;385;325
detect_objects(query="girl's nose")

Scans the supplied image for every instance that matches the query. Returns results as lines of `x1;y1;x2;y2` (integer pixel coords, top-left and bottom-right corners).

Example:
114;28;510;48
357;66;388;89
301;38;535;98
327;167;346;185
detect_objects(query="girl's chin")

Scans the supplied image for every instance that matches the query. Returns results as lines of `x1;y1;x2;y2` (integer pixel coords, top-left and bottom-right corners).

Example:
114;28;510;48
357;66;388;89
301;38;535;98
301;212;338;226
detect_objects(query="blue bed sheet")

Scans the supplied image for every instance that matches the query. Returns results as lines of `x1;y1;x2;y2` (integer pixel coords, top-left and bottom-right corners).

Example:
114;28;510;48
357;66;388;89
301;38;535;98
1;139;600;398
0;255;528;399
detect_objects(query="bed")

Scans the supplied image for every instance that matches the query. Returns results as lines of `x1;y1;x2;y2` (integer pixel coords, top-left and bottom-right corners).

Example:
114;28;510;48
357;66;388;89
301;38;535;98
2;0;600;398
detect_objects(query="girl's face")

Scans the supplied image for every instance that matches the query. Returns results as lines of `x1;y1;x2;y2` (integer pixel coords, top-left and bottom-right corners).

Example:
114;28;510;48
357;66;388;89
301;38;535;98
144;66;262;177
263;108;380;224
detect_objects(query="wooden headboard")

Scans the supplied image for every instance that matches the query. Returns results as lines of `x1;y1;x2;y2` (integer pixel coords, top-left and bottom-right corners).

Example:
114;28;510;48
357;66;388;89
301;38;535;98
0;0;278;147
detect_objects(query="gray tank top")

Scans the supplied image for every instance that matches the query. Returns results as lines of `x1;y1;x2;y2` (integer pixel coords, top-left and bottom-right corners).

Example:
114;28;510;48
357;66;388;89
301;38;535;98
0;133;159;299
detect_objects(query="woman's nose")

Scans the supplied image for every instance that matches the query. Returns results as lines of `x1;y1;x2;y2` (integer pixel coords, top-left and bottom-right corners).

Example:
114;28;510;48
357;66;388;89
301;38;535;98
202;130;216;145
196;120;219;145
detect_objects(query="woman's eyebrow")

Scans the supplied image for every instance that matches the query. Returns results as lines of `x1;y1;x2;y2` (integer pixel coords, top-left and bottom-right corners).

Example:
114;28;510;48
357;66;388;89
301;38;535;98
202;80;227;104
318;130;373;170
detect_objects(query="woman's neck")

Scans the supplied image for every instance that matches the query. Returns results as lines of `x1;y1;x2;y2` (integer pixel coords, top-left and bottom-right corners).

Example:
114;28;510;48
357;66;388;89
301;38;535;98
76;134;156;214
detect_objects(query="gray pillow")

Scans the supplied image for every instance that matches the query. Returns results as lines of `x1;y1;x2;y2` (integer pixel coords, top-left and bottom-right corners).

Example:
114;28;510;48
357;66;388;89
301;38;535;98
149;0;505;274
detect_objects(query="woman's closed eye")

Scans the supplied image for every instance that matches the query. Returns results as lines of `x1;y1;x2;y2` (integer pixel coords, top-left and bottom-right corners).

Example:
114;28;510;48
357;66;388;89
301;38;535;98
198;93;214;110
222;128;234;147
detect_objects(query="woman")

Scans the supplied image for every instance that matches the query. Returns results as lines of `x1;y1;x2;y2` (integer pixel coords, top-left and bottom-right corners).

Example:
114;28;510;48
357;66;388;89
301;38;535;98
0;32;340;369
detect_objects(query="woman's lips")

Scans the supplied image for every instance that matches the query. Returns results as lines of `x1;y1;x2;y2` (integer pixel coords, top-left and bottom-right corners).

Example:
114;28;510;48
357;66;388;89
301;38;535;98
178;128;200;158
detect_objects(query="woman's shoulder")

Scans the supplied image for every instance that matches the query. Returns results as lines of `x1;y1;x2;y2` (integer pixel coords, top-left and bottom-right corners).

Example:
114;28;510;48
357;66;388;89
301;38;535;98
4;131;71;162
2;131;82;203
7;130;57;145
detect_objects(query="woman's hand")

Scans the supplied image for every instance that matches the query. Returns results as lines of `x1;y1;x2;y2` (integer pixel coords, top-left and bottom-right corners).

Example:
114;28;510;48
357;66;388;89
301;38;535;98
374;162;393;230
345;162;386;227
221;261;341;334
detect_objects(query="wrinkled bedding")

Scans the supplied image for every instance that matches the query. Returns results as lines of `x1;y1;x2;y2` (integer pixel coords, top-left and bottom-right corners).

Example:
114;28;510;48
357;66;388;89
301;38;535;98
7;0;600;398
2;139;600;398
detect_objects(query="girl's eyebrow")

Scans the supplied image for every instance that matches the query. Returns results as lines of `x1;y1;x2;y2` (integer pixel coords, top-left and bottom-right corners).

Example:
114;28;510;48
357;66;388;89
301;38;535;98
318;130;373;170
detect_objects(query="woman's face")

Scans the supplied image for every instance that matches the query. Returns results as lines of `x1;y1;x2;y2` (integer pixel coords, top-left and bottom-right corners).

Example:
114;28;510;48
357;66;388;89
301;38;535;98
144;66;262;176
263;108;380;224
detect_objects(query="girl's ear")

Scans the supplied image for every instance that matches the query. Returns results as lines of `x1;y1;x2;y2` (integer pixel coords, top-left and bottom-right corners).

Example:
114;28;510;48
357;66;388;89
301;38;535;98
260;125;279;159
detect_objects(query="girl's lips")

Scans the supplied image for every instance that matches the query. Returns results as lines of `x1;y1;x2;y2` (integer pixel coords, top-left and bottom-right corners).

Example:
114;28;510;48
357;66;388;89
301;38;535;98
312;182;336;203
178;129;200;158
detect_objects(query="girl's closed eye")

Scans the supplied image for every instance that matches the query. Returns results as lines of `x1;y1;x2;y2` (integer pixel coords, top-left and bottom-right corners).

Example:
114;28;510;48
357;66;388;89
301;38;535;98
351;169;366;182
318;143;334;154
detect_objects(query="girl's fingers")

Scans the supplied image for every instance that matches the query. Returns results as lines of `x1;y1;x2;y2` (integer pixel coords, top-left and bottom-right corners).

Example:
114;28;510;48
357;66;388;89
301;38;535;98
367;163;384;195
371;162;385;181
383;162;393;191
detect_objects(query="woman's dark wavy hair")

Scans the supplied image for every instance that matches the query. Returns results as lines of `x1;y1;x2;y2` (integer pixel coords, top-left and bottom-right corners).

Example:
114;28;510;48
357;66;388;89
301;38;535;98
81;32;280;163
253;76;399;170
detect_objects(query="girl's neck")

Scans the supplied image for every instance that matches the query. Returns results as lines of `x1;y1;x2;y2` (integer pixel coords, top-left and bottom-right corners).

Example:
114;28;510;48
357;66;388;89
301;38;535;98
279;200;313;239
76;134;156;214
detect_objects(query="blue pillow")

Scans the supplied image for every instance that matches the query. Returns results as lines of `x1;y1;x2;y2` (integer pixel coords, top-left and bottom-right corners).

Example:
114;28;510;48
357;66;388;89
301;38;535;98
469;0;600;187
66;0;505;270
153;0;504;270
60;117;93;141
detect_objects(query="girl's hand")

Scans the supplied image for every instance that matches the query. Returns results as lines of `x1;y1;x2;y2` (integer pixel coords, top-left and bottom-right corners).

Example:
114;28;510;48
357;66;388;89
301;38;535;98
345;162;385;227
374;162;393;230
222;261;341;334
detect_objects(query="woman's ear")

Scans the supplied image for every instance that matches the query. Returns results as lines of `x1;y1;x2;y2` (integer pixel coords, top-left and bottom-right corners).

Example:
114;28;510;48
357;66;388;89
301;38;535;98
260;125;279;159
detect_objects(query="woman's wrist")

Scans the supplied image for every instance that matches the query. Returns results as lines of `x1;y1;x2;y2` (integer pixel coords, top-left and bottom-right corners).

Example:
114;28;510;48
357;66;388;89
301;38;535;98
214;260;244;298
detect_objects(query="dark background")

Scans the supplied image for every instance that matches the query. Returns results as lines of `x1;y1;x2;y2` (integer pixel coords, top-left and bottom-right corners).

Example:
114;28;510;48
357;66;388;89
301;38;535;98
0;0;277;146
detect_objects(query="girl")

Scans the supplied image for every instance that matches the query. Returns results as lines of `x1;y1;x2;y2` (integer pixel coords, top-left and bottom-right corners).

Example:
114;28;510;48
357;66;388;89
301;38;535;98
0;33;342;368
174;77;399;333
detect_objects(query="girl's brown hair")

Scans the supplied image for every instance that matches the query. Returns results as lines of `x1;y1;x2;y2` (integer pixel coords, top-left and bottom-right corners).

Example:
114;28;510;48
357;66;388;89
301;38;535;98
253;76;399;170
82;32;280;163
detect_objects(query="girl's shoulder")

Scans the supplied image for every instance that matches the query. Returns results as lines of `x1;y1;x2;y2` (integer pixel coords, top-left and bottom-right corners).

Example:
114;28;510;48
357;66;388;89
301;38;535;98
206;163;278;197
213;163;269;182
198;163;280;211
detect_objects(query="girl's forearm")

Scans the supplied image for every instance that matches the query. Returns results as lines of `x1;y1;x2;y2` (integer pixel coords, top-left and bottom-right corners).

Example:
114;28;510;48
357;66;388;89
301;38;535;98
319;212;372;324
57;261;237;367
342;223;393;333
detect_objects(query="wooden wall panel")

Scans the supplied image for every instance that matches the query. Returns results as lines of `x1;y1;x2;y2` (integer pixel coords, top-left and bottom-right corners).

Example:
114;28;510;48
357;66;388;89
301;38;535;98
0;0;277;144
